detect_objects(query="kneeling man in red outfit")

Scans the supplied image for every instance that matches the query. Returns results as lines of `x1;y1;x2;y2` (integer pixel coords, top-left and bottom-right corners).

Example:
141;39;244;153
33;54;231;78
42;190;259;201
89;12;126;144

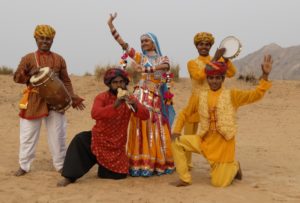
57;68;149;187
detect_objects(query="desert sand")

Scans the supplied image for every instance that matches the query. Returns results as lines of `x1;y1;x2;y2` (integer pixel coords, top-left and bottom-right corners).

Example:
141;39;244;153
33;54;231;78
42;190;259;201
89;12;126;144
0;74;299;203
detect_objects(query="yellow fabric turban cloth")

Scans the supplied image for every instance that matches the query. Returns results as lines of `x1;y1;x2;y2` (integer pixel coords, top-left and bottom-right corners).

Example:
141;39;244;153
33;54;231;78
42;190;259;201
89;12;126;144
34;25;56;38
194;32;214;46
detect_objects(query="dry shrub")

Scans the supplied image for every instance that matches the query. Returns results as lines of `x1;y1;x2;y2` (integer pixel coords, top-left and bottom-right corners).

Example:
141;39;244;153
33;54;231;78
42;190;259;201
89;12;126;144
237;74;245;80
83;72;92;76
0;66;14;75
170;64;180;81
237;72;258;84
94;64;114;81
94;63;181;84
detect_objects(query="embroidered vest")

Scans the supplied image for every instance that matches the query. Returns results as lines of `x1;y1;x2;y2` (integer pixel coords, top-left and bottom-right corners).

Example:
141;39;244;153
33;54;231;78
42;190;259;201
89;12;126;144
198;89;237;140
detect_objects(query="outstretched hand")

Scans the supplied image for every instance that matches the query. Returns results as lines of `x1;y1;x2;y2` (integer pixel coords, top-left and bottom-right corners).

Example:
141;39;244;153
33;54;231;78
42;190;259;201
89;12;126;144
71;96;85;111
108;12;117;26
261;54;273;75
260;54;273;81
74;102;85;111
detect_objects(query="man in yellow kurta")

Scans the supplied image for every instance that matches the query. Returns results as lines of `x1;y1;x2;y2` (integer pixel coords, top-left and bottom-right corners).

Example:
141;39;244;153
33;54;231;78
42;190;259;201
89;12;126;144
171;55;273;187
183;32;237;134
179;32;237;168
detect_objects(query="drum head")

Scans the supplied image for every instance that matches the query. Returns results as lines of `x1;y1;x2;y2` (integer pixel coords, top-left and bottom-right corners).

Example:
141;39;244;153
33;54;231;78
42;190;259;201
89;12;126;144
29;67;50;83
219;36;241;59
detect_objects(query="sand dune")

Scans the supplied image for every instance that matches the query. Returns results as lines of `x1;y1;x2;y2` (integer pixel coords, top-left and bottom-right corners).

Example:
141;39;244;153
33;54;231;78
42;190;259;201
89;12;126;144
0;75;299;203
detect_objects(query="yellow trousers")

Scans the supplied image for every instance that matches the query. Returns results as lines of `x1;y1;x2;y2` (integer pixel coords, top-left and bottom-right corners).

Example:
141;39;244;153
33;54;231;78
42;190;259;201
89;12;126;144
171;134;239;187
183;122;198;169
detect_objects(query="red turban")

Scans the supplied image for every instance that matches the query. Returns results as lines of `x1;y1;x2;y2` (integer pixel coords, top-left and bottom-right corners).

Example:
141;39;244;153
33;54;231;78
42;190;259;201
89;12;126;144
205;62;228;76
104;68;129;86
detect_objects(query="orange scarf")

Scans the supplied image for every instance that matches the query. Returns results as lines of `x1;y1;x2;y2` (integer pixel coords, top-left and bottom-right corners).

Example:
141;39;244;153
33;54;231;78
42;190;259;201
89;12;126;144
19;87;38;109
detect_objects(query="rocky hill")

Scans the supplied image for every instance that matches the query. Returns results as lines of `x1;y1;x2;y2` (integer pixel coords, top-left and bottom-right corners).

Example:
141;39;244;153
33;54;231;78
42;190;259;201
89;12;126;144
234;43;300;80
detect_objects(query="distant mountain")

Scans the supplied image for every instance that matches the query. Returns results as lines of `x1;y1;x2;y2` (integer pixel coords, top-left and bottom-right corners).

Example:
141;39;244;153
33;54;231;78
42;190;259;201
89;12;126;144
233;43;300;80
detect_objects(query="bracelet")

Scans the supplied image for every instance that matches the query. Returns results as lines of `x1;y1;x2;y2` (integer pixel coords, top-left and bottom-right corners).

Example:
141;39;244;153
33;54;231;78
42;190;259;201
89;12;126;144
113;33;119;40
111;28;120;40
121;43;129;51
111;28;116;36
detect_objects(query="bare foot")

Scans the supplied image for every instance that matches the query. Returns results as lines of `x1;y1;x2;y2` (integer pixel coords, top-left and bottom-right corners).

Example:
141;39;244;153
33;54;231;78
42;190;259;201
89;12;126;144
235;161;243;180
14;168;27;176
175;179;190;187
57;178;73;187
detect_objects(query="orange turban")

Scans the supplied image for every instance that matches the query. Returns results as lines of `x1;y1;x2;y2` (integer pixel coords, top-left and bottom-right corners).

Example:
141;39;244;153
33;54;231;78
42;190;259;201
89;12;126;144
194;32;214;46
34;25;56;39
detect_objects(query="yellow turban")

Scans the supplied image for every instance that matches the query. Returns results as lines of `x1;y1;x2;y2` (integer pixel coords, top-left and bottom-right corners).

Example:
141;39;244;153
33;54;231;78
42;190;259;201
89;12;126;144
194;32;214;46
34;25;56;38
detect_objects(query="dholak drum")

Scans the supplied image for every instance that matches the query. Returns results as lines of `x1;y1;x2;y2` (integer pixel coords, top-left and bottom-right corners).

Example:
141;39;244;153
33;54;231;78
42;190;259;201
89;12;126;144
219;36;242;59
29;67;72;112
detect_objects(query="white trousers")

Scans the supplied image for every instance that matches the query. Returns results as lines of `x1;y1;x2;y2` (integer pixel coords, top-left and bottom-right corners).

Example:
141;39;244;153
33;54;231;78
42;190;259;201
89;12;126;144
18;111;67;172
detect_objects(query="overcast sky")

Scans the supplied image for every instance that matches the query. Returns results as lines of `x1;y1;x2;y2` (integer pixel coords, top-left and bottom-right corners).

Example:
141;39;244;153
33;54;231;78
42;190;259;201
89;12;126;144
0;0;299;76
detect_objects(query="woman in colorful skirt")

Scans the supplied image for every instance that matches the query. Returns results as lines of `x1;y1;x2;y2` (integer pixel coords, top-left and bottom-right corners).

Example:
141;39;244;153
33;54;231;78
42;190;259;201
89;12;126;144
107;13;175;176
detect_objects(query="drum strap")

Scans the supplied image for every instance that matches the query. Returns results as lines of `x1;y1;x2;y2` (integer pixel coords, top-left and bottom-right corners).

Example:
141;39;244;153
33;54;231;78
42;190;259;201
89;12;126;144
34;52;40;67
34;51;55;68
19;87;38;110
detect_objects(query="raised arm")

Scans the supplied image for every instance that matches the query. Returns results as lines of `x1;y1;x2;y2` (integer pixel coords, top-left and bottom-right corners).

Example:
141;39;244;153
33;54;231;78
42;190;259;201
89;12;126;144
231;55;272;107
107;12;128;51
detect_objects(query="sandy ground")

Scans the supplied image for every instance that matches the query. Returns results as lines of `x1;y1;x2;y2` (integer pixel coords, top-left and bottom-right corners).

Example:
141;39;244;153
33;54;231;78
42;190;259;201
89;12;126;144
0;74;299;203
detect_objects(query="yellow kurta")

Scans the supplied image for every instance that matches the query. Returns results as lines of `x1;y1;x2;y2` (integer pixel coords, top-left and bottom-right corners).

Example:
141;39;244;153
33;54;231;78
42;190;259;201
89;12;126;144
175;55;237;134
175;55;236;168
172;79;272;187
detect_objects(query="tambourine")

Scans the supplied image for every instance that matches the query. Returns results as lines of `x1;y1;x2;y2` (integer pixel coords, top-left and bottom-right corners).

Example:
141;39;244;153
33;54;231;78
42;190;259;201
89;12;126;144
219;36;242;59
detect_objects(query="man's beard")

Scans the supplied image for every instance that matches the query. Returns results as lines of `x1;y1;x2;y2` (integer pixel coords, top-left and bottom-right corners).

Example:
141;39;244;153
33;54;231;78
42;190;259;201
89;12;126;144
109;88;118;95
109;87;127;95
